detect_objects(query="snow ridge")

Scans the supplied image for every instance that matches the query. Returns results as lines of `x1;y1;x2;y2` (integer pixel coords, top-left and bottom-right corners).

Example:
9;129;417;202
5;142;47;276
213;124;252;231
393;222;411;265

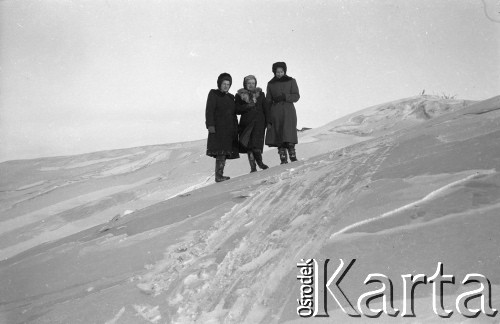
329;169;495;239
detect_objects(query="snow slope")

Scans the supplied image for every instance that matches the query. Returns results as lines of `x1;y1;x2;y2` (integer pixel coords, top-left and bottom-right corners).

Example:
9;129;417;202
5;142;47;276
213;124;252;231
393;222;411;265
1;95;499;323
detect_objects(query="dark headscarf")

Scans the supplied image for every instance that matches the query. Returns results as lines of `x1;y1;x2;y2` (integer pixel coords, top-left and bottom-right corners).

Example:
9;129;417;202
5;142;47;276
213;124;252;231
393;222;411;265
269;62;292;84
217;73;232;89
272;62;287;74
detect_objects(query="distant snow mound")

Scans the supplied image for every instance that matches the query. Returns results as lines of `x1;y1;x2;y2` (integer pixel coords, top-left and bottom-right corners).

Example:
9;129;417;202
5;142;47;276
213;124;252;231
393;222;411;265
409;99;462;120
330;96;471;136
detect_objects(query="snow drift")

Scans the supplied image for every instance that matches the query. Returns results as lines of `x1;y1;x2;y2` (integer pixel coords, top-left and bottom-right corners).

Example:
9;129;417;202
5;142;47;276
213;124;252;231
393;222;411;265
1;95;499;323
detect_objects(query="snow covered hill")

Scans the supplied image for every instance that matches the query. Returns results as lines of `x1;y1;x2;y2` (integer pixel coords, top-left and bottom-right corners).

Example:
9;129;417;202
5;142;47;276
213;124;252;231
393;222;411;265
1;95;499;323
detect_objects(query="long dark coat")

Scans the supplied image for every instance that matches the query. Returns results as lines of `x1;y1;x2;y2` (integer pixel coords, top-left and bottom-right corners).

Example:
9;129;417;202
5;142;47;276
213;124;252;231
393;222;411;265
205;89;240;159
235;87;269;153
265;75;300;147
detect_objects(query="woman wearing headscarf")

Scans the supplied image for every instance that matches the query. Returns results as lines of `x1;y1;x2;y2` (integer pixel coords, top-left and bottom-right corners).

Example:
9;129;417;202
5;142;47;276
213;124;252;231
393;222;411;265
235;75;269;173
205;72;240;182
265;62;300;164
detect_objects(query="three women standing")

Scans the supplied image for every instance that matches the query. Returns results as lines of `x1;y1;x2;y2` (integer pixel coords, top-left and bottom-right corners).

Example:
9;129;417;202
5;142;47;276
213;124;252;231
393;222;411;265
235;75;269;173
265;62;300;164
206;63;300;182
205;73;240;182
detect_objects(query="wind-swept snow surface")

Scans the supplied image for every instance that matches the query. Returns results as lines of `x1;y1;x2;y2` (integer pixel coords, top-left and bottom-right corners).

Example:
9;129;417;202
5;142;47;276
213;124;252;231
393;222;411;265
1;95;499;323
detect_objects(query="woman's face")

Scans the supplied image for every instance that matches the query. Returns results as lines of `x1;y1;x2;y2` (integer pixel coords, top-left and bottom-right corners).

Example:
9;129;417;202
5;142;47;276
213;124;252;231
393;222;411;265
246;79;256;91
220;80;231;93
275;67;285;79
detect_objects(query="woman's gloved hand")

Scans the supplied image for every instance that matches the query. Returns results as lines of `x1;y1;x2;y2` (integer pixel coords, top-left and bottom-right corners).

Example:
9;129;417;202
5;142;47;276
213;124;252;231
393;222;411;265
274;94;286;103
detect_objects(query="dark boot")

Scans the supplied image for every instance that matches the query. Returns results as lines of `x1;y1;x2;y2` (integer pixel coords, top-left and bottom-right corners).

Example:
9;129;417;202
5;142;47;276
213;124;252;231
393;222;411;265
248;151;257;173
215;155;230;183
278;147;288;164
253;150;268;170
287;144;297;162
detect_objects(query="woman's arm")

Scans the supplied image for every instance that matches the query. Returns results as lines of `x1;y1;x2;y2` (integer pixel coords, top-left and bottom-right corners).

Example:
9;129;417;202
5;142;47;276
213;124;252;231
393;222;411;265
205;90;217;128
261;93;270;125
265;84;273;105
285;79;300;103
235;94;252;115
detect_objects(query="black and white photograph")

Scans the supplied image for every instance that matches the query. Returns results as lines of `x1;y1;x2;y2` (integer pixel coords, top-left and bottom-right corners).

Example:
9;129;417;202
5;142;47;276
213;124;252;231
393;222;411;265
1;0;499;323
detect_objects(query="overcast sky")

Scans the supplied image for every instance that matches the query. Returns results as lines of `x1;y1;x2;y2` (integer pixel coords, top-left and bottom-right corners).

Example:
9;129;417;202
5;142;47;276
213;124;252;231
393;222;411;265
1;0;499;162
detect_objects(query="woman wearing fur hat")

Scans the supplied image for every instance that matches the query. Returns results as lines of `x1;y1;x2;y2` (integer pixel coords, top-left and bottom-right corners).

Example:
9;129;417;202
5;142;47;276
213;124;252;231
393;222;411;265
205;72;240;182
265;62;300;164
235;75;269;173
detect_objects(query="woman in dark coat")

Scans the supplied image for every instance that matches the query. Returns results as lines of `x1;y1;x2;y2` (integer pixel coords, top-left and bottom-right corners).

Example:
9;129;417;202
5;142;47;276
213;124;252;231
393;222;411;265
265;62;300;164
205;73;240;182
235;75;269;173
